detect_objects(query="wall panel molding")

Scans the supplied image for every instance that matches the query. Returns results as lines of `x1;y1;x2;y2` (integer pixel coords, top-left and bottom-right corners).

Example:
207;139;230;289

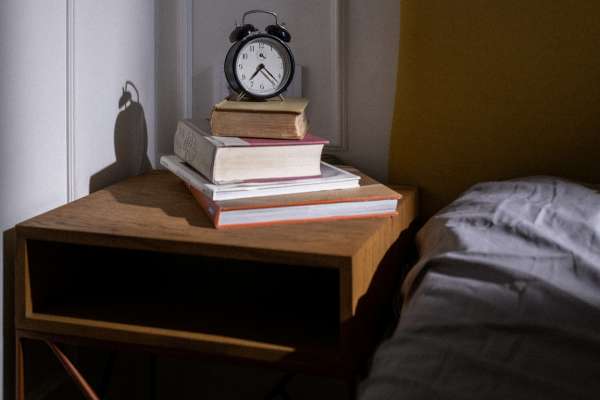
66;0;76;201
180;0;193;119
327;0;348;152
180;0;347;150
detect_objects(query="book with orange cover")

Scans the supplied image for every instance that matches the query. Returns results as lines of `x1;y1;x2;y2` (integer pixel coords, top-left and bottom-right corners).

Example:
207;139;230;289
187;169;402;228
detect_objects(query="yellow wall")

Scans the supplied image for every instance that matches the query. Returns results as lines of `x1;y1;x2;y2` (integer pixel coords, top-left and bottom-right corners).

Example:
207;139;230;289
389;0;600;219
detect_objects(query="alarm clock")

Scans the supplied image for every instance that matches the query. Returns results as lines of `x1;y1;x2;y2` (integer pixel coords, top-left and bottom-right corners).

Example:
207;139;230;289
224;10;295;100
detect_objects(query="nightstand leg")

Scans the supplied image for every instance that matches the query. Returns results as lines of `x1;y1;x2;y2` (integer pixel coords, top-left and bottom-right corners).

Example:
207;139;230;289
15;335;24;400
45;341;100;400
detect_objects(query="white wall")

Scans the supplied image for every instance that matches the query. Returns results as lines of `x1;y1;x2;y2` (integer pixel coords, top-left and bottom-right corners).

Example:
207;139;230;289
157;0;400;181
0;1;68;237
74;0;157;198
0;1;157;398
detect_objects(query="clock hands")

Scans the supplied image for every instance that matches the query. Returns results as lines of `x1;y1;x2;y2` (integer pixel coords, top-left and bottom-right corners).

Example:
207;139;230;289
260;69;277;86
262;66;278;82
248;63;278;87
249;63;265;80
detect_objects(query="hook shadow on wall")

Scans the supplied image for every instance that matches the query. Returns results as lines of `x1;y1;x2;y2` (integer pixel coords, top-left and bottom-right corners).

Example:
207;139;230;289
88;81;152;194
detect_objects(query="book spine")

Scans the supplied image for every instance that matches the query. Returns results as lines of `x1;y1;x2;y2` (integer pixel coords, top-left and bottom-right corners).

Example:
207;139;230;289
188;185;222;228
173;121;217;181
210;110;305;140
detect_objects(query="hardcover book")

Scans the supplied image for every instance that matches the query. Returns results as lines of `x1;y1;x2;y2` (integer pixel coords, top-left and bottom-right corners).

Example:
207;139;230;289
186;169;402;228
210;97;309;139
173;119;327;184
161;155;360;201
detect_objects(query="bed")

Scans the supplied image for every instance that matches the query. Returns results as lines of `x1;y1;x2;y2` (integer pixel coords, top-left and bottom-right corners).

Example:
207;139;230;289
360;176;600;399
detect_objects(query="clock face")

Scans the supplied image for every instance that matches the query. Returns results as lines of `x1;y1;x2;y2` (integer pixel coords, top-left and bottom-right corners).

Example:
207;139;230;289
234;36;293;97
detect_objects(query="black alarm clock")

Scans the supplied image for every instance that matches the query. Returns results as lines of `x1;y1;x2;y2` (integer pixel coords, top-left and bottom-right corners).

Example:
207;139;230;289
224;10;295;100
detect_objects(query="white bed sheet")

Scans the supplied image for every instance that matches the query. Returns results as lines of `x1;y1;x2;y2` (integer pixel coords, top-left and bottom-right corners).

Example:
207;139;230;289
360;177;600;400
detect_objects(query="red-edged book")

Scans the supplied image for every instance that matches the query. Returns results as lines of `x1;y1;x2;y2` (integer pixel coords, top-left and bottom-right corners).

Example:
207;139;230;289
186;169;402;229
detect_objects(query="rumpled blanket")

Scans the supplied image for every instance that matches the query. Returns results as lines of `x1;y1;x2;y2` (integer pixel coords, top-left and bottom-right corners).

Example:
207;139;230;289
360;177;600;400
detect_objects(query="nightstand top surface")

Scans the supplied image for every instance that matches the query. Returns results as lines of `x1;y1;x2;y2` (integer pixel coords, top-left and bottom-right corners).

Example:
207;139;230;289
18;170;417;268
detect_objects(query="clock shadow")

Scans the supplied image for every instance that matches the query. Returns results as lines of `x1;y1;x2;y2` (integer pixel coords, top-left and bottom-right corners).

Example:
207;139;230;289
89;81;152;193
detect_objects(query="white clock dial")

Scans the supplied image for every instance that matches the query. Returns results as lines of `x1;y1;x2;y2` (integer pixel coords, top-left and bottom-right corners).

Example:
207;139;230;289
234;37;291;97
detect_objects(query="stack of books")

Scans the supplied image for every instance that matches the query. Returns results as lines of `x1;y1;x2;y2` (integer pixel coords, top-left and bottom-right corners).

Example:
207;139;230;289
161;98;401;228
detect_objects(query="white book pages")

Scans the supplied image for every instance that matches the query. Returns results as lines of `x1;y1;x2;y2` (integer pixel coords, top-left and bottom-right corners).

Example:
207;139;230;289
160;155;360;201
220;199;398;226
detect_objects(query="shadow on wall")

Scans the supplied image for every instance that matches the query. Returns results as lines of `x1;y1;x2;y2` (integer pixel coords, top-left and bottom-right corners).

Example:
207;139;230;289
89;81;152;193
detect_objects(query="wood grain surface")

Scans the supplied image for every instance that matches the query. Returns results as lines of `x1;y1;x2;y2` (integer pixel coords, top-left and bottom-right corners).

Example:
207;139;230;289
17;171;416;268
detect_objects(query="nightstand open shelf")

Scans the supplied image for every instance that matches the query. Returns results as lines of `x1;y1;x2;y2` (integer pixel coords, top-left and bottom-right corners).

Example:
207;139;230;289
26;239;341;350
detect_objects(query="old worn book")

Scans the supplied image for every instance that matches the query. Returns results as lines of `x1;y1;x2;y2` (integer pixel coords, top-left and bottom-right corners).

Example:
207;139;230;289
187;169;402;228
210;97;309;139
161;155;360;201
173;119;327;184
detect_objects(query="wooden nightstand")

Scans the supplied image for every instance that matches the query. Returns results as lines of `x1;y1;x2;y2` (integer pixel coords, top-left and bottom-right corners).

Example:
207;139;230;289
14;170;417;399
